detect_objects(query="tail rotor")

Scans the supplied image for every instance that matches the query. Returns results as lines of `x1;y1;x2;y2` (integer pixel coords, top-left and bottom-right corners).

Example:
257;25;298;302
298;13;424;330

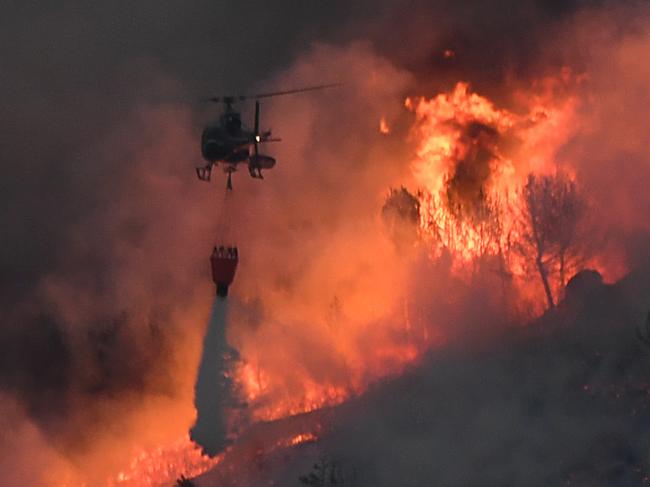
250;100;263;178
254;100;260;159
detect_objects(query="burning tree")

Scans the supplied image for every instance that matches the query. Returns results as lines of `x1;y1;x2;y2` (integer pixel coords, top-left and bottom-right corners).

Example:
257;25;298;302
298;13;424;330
407;81;600;312
517;172;588;309
421;191;511;268
382;186;421;249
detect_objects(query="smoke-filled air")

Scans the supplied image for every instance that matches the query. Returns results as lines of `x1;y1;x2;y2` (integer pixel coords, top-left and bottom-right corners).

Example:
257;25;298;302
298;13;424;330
1;1;649;486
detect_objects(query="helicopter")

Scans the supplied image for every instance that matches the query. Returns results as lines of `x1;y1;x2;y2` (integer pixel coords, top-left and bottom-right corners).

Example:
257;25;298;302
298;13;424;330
196;84;339;190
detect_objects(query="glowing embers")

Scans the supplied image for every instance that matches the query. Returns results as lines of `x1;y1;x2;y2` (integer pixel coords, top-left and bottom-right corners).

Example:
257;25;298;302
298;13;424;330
281;433;319;447
443;49;456;60
227;78;586;428
379;116;391;134
109;435;221;487
111;431;319;486
237;359;351;422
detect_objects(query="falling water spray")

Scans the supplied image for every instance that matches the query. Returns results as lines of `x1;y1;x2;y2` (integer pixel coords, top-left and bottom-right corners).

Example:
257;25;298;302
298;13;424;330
190;297;233;456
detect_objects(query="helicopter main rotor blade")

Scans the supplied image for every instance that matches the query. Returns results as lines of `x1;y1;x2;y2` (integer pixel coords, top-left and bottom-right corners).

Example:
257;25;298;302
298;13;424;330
251;83;341;99
201;95;247;103
254;101;260;135
254;100;260;158
203;83;340;104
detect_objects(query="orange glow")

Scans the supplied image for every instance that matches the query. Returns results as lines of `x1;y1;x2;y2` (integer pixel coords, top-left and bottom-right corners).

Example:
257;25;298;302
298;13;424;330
379;116;391;134
109;430;321;485
407;81;558;275
108;436;221;487
222;74;623;428
443;49;456;59
406;77;623;309
281;433;319;447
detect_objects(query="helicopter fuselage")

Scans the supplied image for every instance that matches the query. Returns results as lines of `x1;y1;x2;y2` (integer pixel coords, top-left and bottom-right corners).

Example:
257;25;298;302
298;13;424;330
200;113;254;164
197;84;337;188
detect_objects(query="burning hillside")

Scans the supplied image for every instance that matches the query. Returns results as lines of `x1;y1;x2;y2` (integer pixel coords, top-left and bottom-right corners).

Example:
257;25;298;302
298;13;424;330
109;70;643;485
223;73;620;430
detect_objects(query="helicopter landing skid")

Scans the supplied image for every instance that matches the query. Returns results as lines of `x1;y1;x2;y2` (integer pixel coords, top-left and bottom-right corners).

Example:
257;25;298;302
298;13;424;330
196;165;212;182
248;166;264;179
224;165;237;191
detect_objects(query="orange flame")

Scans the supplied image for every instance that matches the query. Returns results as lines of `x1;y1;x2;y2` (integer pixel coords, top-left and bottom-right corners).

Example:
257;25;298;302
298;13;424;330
226;75;602;428
407;80;576;260
406;77;625;310
379;116;391;134
281;432;319;447
108;436;221;487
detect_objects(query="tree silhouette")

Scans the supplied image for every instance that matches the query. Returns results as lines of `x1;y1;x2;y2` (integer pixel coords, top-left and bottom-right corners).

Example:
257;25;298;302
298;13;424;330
518;172;587;309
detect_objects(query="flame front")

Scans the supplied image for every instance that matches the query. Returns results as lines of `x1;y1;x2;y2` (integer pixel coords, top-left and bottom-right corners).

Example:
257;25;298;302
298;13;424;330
108;436;221;487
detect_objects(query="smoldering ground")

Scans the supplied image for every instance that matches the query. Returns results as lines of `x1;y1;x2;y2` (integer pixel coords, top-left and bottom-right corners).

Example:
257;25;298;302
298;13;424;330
0;1;649;485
